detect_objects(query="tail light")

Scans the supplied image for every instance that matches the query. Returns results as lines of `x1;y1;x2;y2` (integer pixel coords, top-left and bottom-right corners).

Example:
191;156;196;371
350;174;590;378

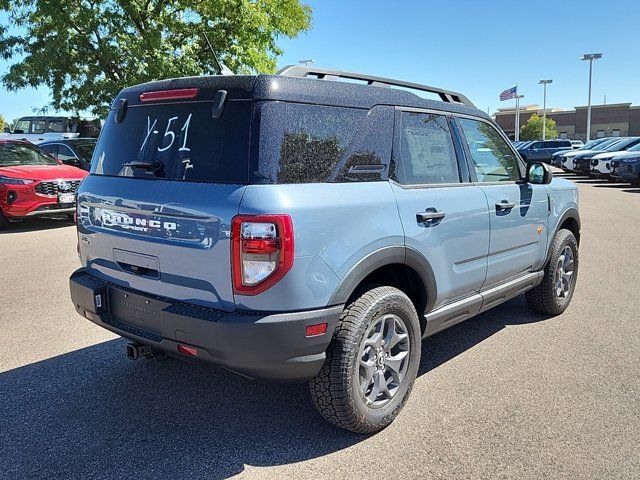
231;214;294;295
139;88;199;102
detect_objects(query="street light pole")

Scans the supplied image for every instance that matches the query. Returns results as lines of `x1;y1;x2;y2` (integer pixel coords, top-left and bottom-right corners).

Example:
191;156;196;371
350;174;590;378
581;53;602;141
298;59;315;67
514;94;525;141
539;79;552;140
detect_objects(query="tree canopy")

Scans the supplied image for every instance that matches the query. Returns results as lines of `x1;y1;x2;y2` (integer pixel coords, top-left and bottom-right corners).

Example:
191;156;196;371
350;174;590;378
0;0;312;117
0;114;5;132
520;113;558;141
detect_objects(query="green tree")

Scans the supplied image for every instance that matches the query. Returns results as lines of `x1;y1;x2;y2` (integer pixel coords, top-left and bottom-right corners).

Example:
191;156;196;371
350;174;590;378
519;113;558;141
0;0;311;117
0;114;5;132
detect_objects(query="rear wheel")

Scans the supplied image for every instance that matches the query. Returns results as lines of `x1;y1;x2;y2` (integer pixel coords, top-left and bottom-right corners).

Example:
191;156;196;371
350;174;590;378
309;286;421;434
525;229;578;315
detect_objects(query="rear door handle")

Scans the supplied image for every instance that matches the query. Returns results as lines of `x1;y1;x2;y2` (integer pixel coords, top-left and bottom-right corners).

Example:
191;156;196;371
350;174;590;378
495;201;516;211
416;210;446;223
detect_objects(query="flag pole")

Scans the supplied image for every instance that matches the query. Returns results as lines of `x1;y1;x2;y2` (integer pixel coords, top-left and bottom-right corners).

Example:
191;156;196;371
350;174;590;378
515;86;520;141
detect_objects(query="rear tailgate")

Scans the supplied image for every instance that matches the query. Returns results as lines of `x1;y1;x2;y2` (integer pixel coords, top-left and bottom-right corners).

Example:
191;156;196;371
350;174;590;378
77;80;253;311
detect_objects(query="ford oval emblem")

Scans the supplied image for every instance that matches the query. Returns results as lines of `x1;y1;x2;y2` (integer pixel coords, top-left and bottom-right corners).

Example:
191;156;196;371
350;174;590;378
58;181;72;192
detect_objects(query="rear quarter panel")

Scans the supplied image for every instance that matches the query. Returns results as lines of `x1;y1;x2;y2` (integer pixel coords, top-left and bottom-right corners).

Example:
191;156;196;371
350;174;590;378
237;182;403;311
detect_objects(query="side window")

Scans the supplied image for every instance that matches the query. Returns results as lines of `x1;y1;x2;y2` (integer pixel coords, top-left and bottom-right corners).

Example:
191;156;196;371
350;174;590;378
57;145;78;163
258;103;366;184
14;120;30;134
40;144;58;158
30;120;46;134
459;118;521;182
47;119;65;133
394;112;460;185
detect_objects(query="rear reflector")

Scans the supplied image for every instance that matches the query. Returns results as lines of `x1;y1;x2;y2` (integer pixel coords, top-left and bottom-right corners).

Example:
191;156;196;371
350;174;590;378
177;345;198;357
305;323;328;338
139;88;199;102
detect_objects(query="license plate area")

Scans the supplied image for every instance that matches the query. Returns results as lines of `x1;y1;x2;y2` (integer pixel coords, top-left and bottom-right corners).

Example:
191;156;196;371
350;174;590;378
58;193;75;204
109;288;167;335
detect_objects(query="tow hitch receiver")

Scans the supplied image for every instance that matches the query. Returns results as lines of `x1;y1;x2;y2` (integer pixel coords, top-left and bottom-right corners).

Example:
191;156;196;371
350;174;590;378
126;342;154;360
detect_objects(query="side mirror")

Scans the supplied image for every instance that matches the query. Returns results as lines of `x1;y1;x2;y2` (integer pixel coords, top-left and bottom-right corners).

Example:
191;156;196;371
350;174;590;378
527;162;553;184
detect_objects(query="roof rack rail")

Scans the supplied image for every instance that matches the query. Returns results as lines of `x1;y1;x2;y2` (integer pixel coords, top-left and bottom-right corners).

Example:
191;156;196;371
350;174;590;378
277;65;475;108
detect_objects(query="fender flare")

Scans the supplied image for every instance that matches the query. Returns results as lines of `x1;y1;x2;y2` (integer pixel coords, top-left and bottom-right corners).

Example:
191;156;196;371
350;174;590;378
328;245;437;314
544;207;581;265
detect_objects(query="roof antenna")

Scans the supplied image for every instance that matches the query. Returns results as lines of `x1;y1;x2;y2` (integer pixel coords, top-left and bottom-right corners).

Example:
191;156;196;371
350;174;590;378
201;31;234;76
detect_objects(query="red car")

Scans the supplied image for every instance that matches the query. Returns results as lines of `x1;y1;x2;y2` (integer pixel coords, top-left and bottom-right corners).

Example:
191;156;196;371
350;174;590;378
0;140;88;229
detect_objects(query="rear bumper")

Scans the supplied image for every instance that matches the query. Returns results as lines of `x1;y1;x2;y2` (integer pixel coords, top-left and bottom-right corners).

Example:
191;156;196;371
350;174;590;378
70;268;343;381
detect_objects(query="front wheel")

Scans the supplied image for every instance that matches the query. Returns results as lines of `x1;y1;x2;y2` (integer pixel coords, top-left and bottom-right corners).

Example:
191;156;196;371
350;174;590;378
525;229;578;315
0;210;9;230
309;286;422;434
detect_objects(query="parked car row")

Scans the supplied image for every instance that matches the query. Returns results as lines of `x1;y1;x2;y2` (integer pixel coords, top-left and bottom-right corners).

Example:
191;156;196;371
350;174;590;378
516;139;573;163
512;139;583;156
551;136;640;185
0;139;92;229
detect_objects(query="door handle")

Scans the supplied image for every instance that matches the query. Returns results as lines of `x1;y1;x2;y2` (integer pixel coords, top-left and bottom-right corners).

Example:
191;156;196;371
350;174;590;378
495;201;516;211
416;210;446;223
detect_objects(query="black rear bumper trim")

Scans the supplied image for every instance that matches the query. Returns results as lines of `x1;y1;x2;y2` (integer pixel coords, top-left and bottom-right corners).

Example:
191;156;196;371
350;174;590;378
69;268;343;381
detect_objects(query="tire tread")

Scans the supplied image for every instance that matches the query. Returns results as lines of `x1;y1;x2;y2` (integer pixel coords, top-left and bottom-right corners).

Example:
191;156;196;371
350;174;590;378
309;286;419;434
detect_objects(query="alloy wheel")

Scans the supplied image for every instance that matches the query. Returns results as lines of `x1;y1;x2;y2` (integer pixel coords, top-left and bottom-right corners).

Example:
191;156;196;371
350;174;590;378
358;313;411;408
555;246;575;299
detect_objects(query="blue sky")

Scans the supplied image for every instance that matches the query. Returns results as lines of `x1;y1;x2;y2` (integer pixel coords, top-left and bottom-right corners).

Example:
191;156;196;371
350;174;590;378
1;0;639;122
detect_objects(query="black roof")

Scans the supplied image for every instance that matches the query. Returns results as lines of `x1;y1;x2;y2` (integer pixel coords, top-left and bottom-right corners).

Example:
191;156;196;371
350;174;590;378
114;71;489;120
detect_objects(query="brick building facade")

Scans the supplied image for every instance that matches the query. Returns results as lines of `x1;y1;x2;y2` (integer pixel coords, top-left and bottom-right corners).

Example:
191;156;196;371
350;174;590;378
494;103;640;141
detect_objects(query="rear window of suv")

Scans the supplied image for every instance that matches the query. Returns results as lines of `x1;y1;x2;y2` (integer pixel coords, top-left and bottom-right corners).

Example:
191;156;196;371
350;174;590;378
91;100;251;184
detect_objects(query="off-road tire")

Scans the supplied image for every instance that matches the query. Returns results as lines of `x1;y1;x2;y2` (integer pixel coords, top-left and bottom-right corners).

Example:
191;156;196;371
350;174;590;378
309;286;421;434
525;228;578;315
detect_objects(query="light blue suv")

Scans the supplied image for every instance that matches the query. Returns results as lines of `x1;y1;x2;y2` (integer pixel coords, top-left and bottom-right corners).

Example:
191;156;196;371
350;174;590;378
69;66;581;433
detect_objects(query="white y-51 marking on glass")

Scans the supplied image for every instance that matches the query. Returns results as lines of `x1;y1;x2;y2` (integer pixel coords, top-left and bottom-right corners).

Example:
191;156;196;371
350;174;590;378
158;116;178;152
179;114;192;152
140;117;158;151
140;114;193;153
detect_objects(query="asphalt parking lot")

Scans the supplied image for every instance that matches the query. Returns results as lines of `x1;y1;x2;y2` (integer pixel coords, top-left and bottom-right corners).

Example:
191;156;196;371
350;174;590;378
1;173;638;479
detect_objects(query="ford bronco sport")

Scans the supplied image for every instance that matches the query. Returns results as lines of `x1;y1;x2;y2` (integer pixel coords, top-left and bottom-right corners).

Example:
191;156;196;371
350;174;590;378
69;66;580;433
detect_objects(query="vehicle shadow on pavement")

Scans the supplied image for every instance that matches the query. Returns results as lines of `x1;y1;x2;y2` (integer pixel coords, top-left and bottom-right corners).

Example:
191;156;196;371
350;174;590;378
419;295;549;374
593;183;636;190
1;296;549;479
572;179;612;184
0;338;363;479
0;217;74;234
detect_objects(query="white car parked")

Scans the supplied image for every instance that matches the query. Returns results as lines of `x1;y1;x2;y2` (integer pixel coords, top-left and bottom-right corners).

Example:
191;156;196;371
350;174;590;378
598;144;640;177
591;151;622;177
560;138;624;171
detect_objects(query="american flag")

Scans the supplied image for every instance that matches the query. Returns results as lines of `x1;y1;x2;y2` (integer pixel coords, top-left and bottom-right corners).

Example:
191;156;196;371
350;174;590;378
499;86;517;101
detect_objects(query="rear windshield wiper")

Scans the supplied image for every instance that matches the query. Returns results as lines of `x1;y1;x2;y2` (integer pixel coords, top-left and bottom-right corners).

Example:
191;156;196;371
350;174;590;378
122;160;162;171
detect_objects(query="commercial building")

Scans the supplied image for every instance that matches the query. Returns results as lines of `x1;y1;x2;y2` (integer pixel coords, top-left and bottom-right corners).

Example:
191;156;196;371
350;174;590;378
494;103;640;141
